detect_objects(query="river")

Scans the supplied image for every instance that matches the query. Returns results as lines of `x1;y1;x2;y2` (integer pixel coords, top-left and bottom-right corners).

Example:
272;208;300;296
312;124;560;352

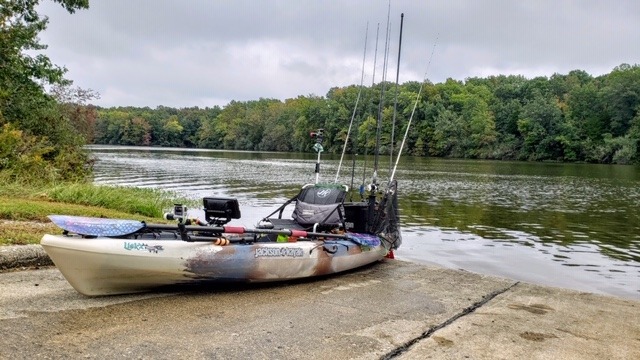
88;145;640;300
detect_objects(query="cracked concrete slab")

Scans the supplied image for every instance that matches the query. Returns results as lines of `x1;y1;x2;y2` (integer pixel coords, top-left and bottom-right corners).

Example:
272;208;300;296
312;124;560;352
380;282;519;359
397;282;640;360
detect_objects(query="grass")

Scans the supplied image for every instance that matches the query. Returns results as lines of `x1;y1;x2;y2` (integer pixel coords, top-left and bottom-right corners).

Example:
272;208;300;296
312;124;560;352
0;182;198;245
0;220;61;245
44;183;180;218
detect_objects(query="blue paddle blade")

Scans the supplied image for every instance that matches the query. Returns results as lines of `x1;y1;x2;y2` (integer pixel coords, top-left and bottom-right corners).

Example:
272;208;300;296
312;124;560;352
48;215;145;237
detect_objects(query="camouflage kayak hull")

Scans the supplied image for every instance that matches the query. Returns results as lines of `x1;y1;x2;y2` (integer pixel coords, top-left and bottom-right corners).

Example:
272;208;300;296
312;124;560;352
41;233;387;296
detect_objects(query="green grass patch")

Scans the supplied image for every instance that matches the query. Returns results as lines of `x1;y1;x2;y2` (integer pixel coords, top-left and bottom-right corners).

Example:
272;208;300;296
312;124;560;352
0;181;199;245
0;182;196;218
0;197;176;245
0;197;169;222
0;220;62;245
44;183;187;218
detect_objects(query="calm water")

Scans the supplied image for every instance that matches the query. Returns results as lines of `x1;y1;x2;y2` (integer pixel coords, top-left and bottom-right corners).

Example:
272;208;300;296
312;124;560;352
88;145;640;300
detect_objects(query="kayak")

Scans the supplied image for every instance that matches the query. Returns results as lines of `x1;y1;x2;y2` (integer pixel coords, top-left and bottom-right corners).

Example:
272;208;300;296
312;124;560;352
41;180;400;296
41;230;387;296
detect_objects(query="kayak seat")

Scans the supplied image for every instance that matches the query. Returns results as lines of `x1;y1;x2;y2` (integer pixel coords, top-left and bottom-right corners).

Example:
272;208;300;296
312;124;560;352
263;183;348;232
266;218;305;230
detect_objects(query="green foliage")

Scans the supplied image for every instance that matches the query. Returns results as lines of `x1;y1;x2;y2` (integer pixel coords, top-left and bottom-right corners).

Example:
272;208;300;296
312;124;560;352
518;91;564;160
0;0;92;184
1;0;87;128
90;64;640;165
0;123;89;183
51;84;100;142
597;134;638;165
600;64;640;137
429;107;465;157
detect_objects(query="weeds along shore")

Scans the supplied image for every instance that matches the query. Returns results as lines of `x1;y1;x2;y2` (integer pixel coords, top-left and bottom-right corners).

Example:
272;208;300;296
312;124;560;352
0;182;193;245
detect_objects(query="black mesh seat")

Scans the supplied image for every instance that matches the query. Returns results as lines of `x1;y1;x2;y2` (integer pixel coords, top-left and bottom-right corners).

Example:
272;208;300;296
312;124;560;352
262;183;348;231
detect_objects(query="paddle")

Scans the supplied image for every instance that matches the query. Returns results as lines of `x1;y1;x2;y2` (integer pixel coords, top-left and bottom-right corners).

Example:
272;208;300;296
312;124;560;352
49;215;145;237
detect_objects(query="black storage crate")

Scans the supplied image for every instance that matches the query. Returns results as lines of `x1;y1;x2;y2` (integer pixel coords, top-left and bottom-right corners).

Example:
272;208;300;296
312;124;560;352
343;202;369;233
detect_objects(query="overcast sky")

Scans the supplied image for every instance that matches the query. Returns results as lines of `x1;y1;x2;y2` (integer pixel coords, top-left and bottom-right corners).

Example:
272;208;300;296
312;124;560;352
37;0;639;108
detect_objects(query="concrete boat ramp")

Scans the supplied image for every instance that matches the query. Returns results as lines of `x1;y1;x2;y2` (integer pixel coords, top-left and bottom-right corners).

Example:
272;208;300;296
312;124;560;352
0;259;638;359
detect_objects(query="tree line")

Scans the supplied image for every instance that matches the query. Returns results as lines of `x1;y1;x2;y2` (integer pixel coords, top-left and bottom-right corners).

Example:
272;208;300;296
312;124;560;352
94;64;640;164
3;1;640;189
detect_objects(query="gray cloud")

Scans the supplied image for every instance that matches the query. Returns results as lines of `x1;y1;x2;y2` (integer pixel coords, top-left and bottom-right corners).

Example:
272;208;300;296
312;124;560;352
36;0;640;108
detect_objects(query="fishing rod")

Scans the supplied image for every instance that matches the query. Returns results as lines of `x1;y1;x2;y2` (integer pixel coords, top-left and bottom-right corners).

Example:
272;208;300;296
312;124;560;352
349;153;356;201
366;13;411;244
361;22;381;200
144;223;351;242
389;13;404;175
372;0;392;187
389;34;439;185
367;3;392;232
335;22;369;183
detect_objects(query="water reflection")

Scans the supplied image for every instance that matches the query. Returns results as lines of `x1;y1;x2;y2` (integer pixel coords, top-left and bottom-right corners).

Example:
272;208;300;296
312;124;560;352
88;146;640;299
